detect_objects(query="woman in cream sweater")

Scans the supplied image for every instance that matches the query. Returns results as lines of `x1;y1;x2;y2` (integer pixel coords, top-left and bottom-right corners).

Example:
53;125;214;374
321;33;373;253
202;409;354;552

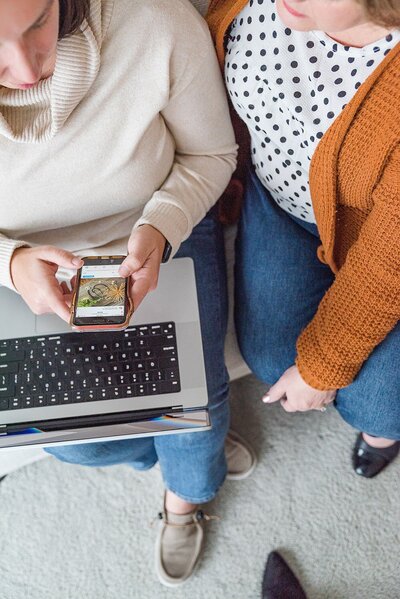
207;0;400;478
0;0;255;587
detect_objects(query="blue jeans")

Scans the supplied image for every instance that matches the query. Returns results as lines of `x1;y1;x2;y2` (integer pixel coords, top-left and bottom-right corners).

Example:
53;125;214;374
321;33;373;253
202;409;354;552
235;168;400;440
46;212;230;503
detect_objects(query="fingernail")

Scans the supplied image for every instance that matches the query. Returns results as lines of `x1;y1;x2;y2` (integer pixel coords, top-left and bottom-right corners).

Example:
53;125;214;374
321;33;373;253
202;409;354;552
72;257;83;266
262;395;272;403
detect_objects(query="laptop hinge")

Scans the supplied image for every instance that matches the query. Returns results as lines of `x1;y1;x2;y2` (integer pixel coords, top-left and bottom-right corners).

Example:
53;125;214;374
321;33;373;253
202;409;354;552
3;408;178;435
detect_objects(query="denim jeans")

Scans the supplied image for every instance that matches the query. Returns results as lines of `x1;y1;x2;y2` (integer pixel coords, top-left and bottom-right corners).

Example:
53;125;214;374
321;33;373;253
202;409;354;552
235;167;400;440
46;211;230;503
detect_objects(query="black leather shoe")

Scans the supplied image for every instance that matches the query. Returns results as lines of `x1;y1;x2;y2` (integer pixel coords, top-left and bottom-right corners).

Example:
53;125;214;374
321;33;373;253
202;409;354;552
353;433;400;478
262;551;307;599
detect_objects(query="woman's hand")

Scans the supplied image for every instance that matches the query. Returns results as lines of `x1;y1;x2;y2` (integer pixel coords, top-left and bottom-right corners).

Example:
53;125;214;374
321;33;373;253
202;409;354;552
263;365;337;412
10;246;83;322
119;225;166;310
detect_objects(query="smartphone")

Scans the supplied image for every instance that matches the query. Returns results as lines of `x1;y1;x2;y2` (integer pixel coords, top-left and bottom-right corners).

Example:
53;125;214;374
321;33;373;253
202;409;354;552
70;256;133;332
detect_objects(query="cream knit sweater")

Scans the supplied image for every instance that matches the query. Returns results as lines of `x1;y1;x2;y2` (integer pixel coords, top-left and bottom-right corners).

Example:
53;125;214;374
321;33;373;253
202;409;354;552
0;0;237;289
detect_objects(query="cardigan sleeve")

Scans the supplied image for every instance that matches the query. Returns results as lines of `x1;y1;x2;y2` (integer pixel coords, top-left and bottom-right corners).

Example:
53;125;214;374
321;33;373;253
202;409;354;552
295;145;400;390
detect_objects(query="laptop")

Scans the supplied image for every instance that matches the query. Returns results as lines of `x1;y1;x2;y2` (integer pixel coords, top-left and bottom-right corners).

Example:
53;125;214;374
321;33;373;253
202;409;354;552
0;257;210;449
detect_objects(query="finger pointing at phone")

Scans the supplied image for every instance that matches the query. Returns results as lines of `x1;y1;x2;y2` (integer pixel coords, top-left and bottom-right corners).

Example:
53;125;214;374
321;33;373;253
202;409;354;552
119;225;166;310
10;245;83;323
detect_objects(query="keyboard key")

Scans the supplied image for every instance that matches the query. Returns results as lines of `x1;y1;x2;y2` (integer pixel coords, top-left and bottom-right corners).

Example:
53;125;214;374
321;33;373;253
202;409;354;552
10;397;22;409
0;350;25;362
106;353;117;362
86;389;97;401
0;362;18;374
0;383;15;398
48;393;60;405
22;396;34;408
33;395;47;407
0;398;9;410
164;369;179;381
147;335;165;347
0;374;10;387
158;346;176;357
159;357;178;369
148;370;163;382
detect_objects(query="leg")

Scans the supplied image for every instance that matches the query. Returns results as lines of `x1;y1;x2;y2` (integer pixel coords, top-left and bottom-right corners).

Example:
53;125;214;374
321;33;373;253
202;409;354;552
235;167;334;385
336;321;400;477
335;321;400;441
46;436;157;471
155;210;230;504
236;168;399;477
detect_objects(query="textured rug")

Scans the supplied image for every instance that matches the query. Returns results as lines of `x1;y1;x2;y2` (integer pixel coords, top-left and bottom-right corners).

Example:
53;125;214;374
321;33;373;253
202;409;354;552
0;374;399;599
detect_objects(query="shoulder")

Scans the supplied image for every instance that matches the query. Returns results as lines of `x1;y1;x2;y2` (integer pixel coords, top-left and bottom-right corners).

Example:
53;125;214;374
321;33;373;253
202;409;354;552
103;0;217;93
107;0;211;49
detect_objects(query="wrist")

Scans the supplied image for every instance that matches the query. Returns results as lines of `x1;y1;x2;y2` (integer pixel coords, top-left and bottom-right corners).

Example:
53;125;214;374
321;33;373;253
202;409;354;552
138;224;170;262
10;246;29;289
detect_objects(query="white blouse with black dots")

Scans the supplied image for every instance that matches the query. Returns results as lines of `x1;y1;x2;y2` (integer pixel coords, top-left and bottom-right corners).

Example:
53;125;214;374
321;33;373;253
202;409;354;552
225;0;399;223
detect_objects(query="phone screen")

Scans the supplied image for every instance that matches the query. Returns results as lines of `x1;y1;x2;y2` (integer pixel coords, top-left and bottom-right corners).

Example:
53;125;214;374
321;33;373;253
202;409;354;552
73;257;128;326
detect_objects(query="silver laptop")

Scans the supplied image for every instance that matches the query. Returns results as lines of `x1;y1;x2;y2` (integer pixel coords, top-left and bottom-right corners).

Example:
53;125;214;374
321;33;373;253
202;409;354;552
0;257;210;449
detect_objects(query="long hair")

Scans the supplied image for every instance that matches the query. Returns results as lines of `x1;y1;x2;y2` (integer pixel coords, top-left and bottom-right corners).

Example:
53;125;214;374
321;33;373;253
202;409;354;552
359;0;400;28
58;0;91;39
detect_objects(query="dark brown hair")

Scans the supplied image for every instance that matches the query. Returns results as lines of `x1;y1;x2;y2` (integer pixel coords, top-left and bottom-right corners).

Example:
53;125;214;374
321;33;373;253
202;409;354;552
58;0;91;39
359;0;400;28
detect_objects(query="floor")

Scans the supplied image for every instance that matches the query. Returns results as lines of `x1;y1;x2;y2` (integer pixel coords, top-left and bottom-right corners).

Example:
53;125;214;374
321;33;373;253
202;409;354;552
0;374;399;599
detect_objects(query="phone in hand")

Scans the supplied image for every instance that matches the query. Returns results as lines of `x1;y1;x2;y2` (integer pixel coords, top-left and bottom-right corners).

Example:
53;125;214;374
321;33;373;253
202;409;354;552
70;255;133;332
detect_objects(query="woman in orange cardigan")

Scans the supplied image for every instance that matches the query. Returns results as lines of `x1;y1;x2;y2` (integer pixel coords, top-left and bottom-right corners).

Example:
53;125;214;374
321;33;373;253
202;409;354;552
207;0;400;477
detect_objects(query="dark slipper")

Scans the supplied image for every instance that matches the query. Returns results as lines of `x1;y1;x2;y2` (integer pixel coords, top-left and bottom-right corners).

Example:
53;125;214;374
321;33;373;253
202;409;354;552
353;433;400;478
262;551;307;599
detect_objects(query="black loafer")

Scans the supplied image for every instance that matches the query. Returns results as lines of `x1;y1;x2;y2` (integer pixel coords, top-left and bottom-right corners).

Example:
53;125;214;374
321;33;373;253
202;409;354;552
353;433;400;478
262;551;307;599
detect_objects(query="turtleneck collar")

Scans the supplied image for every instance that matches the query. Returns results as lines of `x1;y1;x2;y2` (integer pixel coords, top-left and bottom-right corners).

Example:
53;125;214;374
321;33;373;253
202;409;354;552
0;0;114;143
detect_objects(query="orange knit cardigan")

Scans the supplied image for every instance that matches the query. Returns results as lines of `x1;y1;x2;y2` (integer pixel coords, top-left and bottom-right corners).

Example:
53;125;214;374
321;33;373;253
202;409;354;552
207;0;400;390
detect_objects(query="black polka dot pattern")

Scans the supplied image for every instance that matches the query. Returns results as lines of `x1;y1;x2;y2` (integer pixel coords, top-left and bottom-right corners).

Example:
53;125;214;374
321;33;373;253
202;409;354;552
225;0;398;222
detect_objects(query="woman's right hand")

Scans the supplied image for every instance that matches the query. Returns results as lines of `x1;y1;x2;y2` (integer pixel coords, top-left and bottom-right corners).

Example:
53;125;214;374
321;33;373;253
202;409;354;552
10;246;83;323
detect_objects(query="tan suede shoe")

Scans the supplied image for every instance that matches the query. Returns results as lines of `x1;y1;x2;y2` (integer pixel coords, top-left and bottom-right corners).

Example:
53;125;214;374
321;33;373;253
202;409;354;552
226;429;257;480
155;498;215;587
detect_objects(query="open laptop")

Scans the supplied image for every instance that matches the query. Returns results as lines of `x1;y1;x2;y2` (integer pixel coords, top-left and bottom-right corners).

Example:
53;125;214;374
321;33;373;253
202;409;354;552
0;257;210;449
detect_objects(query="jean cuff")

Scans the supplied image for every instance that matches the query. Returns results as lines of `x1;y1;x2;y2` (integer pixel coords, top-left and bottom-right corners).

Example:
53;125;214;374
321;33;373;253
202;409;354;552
164;470;227;504
128;459;158;472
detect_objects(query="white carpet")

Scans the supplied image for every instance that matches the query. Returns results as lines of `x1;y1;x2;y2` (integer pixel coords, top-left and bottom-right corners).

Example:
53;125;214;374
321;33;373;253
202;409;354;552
0;374;399;599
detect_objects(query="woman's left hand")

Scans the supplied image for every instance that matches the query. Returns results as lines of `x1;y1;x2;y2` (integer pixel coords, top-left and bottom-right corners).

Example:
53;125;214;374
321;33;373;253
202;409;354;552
263;365;337;412
119;224;166;310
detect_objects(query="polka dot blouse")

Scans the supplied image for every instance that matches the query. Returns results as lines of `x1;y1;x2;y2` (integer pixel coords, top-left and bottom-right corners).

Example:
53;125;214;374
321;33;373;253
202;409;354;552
225;0;399;222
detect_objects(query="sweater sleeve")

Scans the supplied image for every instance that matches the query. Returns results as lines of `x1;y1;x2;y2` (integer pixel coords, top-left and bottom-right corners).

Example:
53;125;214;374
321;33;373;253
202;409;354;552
134;25;237;254
0;234;29;290
296;146;400;390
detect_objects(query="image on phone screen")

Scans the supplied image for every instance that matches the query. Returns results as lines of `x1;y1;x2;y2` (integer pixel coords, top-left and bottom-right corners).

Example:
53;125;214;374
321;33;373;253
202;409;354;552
73;258;128;326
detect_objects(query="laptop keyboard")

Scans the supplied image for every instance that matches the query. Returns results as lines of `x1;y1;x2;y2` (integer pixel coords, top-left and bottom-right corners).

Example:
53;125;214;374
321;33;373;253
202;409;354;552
0;322;181;411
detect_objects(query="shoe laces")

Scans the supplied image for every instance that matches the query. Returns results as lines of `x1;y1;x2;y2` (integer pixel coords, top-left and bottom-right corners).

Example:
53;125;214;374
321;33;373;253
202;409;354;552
150;510;220;528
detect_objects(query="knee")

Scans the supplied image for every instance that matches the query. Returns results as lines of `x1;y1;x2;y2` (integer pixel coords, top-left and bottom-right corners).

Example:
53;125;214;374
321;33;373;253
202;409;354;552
236;323;292;385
